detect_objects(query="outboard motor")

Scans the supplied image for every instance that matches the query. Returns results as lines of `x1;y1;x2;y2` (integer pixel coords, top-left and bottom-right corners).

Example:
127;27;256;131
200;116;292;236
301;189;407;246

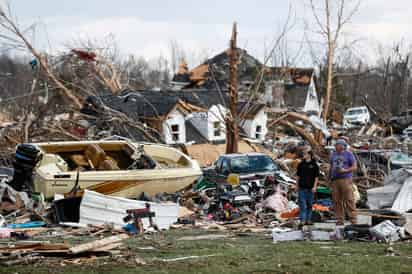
9;144;40;191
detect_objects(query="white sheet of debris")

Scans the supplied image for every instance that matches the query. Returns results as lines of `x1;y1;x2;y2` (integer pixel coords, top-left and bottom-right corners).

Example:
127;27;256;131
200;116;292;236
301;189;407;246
367;169;412;210
79;190;179;230
392;177;412;213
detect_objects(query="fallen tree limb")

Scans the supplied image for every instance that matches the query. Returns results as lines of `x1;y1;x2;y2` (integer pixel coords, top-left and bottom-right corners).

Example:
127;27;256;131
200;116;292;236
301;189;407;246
277;120;328;158
0;11;83;109
267;113;289;128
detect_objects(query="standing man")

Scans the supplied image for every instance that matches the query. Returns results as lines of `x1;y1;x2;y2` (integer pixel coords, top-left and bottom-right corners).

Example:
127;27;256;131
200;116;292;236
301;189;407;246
329;139;357;225
296;147;319;226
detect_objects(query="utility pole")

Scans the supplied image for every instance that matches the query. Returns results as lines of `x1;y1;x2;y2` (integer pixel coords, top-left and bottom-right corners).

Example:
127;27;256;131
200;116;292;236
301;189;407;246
226;22;239;154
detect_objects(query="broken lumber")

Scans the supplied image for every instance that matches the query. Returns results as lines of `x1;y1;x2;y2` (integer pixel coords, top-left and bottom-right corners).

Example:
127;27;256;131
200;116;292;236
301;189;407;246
92;242;124;252
69;234;129;254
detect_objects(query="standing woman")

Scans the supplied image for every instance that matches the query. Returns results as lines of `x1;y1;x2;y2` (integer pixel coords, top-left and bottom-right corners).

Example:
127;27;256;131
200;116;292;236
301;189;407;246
296;147;320;226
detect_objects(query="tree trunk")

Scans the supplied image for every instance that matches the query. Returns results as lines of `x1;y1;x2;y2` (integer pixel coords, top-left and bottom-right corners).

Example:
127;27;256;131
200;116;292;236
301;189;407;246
322;41;334;122
401;56;410;114
226;22;239;154
321;0;334;122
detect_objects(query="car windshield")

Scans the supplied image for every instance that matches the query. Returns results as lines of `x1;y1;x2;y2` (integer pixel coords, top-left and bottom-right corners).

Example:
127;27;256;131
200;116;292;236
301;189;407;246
346;109;364;115
230;155;278;173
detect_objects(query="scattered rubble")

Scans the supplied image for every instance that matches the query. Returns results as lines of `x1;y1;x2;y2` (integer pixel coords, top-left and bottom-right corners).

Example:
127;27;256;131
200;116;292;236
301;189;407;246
1;105;412;267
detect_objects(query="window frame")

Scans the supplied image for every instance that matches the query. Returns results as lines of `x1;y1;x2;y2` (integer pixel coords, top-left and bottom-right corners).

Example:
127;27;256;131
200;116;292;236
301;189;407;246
255;125;262;139
170;124;180;142
213;121;221;137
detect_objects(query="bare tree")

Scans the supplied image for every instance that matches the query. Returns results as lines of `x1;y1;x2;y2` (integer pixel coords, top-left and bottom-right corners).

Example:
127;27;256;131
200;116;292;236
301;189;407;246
169;40;187;74
308;0;361;121
64;35;123;95
238;3;295;119
0;2;83;108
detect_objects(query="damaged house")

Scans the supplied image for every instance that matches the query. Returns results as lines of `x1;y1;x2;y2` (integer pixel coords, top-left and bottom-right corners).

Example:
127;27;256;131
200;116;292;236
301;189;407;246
179;90;268;144
93;89;268;145
264;68;320;114
96;91;203;145
238;102;268;141
171;48;321;114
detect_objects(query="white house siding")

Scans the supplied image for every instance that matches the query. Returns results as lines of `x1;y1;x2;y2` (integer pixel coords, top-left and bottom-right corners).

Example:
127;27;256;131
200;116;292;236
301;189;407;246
207;104;227;142
303;76;320;114
162;109;186;144
241;108;268;141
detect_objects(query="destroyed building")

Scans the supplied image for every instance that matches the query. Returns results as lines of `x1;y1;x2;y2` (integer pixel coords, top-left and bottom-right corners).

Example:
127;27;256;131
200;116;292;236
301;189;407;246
170;48;321;114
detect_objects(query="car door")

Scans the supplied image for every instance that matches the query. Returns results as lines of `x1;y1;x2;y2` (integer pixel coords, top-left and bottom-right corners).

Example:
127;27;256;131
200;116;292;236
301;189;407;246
217;158;231;183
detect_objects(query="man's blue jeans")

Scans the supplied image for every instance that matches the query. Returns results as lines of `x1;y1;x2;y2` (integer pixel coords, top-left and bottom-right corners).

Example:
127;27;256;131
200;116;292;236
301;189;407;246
298;189;314;223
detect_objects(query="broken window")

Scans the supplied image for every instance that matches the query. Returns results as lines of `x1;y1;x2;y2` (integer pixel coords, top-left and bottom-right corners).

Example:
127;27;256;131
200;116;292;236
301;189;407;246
255;125;262;139
213;121;221;137
171;124;180;142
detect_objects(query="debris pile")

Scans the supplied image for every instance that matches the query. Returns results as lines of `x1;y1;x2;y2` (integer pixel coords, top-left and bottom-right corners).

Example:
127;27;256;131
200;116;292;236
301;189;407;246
1;105;412;266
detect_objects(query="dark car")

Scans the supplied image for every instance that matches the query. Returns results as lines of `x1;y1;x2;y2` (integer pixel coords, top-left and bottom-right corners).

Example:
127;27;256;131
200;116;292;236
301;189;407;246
203;153;279;185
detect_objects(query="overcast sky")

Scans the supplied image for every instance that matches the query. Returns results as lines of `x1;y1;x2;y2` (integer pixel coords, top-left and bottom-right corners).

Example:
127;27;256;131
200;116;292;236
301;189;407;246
5;0;412;67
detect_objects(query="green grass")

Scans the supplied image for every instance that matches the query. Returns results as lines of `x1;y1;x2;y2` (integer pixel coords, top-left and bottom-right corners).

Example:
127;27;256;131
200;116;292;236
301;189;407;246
2;229;412;274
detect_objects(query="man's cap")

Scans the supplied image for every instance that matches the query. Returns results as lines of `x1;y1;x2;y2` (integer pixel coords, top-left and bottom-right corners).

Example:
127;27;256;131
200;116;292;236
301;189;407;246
335;139;347;147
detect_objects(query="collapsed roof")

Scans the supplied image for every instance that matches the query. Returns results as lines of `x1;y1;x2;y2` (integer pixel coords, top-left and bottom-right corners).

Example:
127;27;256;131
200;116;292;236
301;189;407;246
172;48;315;90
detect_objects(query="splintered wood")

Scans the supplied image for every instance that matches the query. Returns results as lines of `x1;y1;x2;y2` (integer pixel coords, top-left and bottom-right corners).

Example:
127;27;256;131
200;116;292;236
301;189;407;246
0;234;130;266
69;234;129;254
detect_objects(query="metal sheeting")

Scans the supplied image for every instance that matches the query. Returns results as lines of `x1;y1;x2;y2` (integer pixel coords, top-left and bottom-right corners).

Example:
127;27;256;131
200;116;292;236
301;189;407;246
79;190;179;230
367;169;412;212
392;177;412;213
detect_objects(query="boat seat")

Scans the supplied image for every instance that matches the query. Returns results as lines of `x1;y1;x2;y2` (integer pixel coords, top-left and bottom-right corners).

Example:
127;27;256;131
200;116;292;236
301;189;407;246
85;144;107;169
70;154;89;167
98;159;120;170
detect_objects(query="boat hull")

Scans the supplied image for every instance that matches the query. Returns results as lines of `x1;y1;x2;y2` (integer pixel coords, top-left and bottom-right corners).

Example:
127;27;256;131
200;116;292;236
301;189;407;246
34;170;199;199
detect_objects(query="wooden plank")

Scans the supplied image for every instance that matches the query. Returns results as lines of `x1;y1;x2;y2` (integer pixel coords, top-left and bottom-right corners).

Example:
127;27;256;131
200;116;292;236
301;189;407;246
356;212;403;219
92;242;123;252
0;243;69;253
69;234;129;254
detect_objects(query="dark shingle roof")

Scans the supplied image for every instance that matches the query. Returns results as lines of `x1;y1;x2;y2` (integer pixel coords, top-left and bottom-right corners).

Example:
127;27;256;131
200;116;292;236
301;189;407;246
237;102;265;119
120;89;230;116
172;73;191;83
89;89;270;122
100;92;180;119
185;120;209;144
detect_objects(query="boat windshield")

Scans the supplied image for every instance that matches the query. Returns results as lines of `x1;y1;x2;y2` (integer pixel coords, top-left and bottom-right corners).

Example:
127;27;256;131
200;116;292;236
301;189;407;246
230;155;278;173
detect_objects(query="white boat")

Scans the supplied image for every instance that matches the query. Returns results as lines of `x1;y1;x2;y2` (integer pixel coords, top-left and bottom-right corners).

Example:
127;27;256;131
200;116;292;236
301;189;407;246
32;140;201;199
